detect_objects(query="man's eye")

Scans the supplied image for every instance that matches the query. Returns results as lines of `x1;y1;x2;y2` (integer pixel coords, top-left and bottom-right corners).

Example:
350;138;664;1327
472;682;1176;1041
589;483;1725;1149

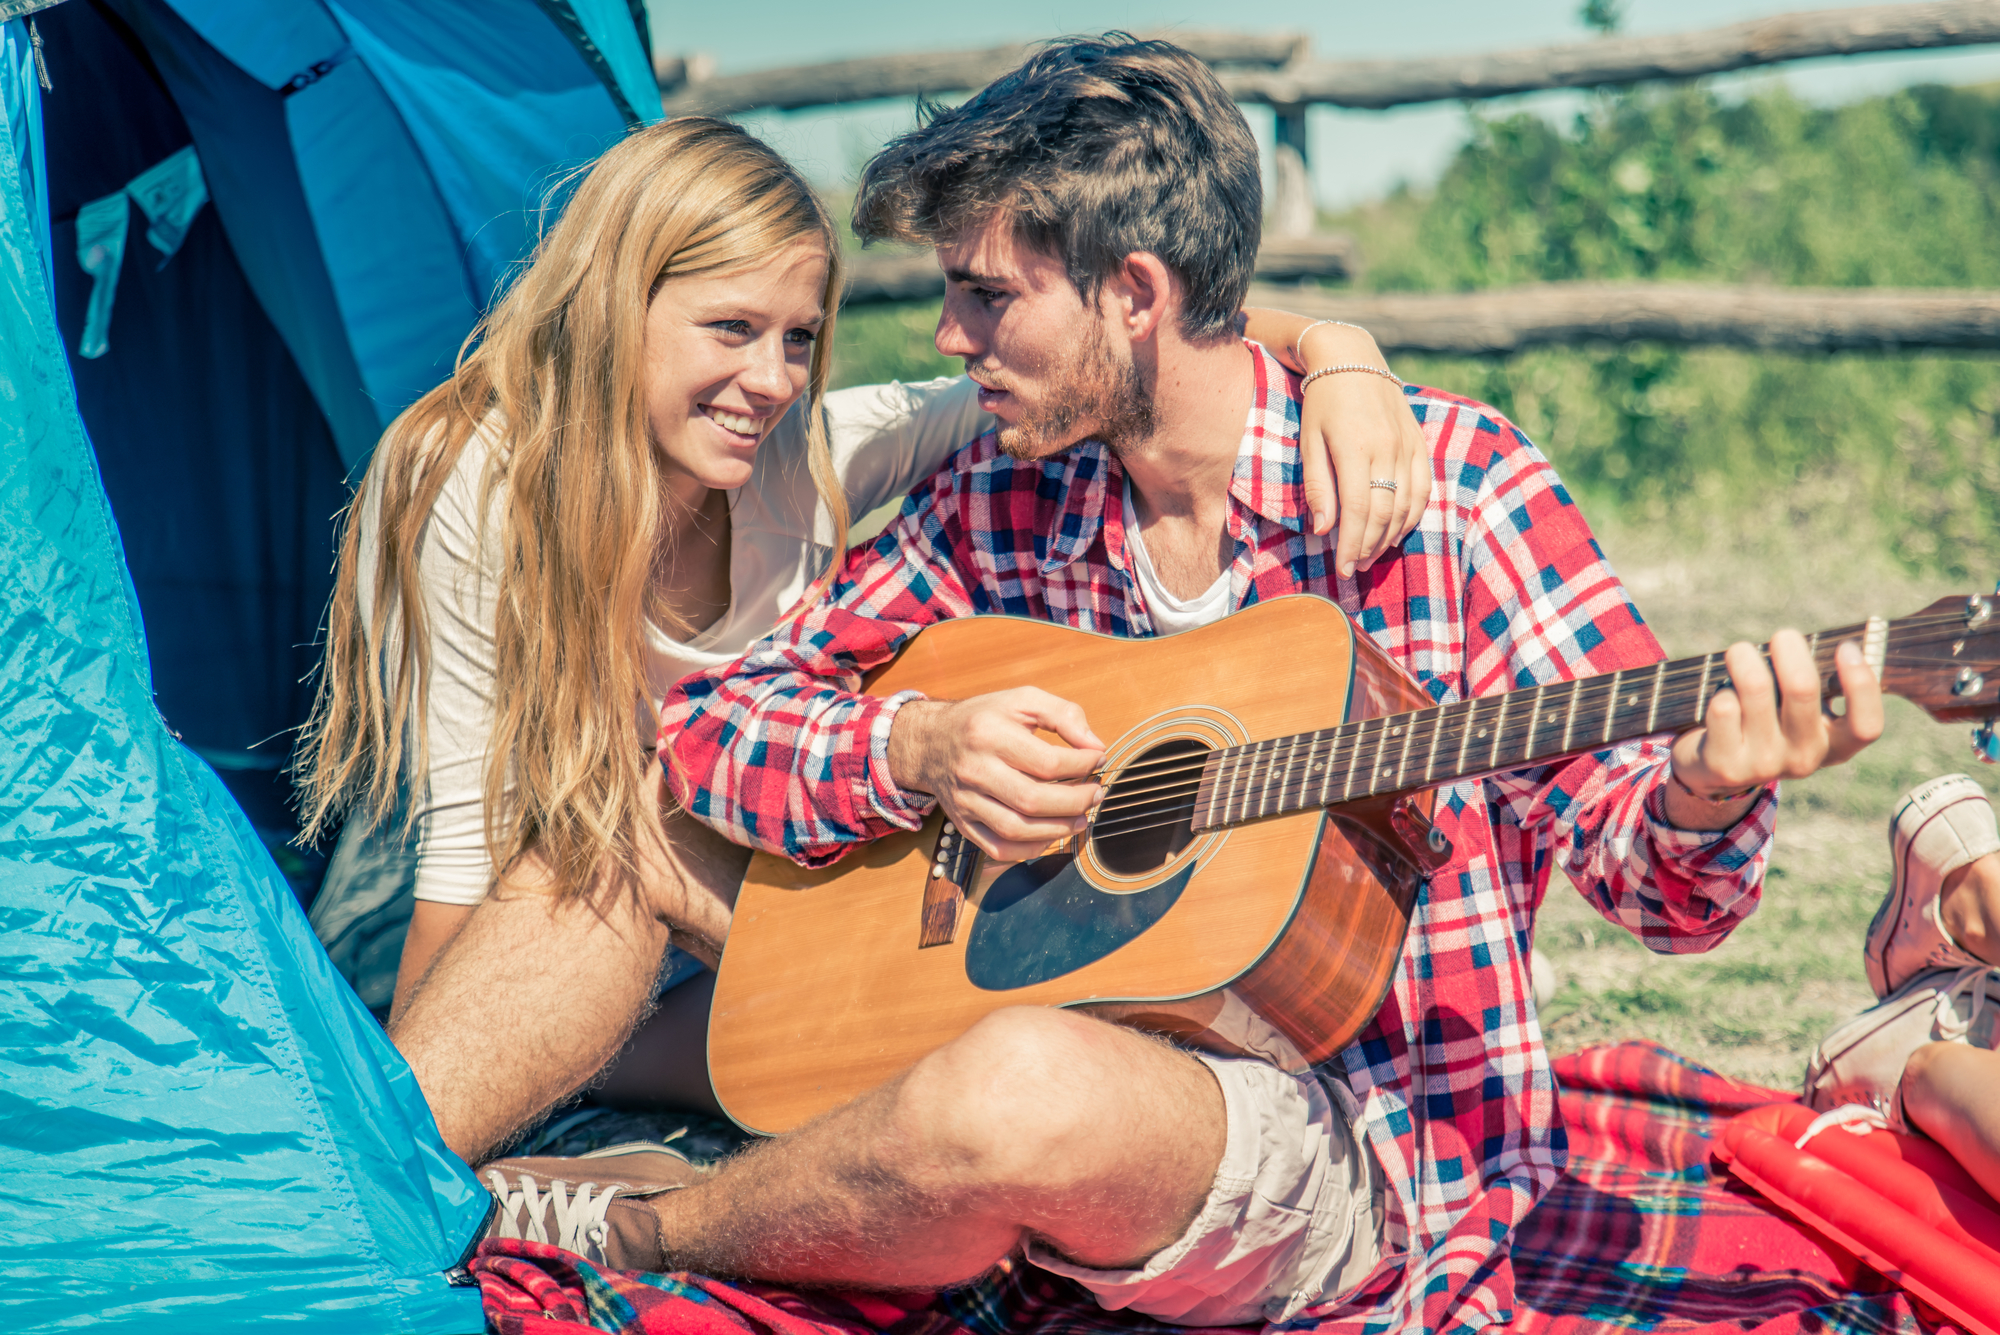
972;287;1003;306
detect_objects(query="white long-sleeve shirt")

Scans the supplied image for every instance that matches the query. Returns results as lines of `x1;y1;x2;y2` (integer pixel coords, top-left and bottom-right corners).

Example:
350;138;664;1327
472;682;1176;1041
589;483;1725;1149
353;376;987;906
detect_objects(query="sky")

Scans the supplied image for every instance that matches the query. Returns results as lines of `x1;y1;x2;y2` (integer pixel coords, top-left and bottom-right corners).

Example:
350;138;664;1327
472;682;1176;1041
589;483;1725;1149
643;0;2000;209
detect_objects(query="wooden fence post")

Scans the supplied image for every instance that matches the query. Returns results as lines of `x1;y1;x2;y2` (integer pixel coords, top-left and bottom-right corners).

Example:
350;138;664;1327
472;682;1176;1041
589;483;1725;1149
1270;105;1314;237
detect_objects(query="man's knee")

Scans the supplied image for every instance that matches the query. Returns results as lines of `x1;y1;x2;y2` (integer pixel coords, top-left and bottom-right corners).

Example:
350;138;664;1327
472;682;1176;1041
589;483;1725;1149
888;1008;1155;1192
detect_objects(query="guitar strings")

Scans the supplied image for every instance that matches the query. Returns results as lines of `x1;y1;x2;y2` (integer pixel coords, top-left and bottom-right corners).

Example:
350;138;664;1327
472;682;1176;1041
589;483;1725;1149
1086;615;1984;801
1081;624;1991;836
1088;609;1982;792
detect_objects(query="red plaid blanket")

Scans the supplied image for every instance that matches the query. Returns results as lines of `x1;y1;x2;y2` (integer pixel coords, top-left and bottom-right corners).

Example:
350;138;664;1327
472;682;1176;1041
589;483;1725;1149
475;1043;1937;1335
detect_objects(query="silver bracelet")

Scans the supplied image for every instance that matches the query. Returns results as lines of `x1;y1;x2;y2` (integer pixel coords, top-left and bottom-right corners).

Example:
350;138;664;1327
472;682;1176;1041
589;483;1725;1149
1300;363;1405;392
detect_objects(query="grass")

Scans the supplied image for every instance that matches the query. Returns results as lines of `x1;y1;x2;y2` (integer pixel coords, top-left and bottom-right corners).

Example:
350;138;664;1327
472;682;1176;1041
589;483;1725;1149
1532;496;2000;1090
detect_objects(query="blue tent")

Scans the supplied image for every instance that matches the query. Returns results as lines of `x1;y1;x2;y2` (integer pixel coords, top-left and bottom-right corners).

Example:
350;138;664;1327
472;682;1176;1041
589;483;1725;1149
42;0;656;858
1;1;657;1327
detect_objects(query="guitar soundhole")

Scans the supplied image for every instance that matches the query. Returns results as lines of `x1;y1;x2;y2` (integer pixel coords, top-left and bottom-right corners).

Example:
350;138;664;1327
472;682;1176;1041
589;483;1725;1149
1091;737;1208;876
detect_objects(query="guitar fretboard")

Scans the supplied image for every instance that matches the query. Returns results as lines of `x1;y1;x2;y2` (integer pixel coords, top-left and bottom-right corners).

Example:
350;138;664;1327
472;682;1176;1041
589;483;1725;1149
1185;618;1887;832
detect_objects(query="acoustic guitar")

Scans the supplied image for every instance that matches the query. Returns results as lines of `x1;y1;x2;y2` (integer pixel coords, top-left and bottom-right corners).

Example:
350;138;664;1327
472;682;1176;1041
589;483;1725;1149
708;591;2000;1135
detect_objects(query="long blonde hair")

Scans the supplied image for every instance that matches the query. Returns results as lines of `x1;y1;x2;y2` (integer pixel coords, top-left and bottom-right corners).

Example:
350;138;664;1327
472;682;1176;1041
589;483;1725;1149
297;117;848;903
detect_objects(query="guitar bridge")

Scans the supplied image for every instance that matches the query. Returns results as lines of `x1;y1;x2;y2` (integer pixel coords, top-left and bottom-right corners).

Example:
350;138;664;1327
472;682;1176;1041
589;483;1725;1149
919;819;982;948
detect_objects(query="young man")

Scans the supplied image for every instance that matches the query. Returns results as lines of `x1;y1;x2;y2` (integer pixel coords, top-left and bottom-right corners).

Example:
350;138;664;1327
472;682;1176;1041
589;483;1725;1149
494;37;1882;1331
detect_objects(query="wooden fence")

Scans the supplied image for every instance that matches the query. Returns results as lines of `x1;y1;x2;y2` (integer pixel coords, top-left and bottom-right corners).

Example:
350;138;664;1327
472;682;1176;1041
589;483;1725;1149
1259;284;2000;354
658;3;2000;116
658;2;2000;351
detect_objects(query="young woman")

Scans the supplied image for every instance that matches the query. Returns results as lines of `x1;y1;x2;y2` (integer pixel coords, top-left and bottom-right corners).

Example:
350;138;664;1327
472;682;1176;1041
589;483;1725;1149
298;116;1432;1161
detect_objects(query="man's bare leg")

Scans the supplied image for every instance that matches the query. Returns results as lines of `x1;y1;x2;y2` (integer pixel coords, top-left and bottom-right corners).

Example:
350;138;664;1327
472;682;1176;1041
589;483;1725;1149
1902;852;2000;1200
391;777;748;1164
649;1006;1226;1288
391;876;668;1162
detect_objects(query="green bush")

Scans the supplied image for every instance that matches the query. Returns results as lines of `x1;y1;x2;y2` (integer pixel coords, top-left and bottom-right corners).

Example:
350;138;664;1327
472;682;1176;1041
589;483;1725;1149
1340;83;2000;575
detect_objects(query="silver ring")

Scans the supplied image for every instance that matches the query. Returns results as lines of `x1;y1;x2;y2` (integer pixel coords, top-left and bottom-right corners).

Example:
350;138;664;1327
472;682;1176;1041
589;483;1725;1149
1368;479;1398;491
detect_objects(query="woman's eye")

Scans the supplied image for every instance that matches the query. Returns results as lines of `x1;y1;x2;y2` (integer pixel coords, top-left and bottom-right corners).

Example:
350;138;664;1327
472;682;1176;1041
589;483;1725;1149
786;327;819;345
712;319;753;337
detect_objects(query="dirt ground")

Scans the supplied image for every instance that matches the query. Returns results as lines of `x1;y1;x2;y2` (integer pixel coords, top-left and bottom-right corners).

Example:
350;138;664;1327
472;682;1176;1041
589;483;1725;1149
1534;500;1999;1089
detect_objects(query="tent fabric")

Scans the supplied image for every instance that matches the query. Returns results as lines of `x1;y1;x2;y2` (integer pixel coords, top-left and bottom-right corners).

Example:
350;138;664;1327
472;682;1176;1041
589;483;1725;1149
40;0;352;780
45;0;656;785
72;142;208;358
107;0;476;470
0;13;491;1330
148;0;648;466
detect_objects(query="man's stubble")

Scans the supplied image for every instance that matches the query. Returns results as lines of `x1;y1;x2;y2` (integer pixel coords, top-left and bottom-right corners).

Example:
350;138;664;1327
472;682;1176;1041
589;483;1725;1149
989;318;1156;462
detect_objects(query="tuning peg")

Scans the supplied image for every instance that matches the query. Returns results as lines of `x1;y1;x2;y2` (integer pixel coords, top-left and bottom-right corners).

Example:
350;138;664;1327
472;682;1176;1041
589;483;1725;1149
1975;719;2000;765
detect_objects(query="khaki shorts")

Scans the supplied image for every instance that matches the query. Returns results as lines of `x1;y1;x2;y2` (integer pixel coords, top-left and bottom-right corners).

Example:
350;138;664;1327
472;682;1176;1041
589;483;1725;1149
1024;1053;1385;1326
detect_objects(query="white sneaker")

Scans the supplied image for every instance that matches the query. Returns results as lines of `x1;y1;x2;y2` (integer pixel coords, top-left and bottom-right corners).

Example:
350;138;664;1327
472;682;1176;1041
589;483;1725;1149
1862;774;1998;999
1803;965;2000;1131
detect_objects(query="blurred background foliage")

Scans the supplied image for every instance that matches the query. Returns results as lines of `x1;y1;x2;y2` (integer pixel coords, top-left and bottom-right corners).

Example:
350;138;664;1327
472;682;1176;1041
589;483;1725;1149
833;80;2000;578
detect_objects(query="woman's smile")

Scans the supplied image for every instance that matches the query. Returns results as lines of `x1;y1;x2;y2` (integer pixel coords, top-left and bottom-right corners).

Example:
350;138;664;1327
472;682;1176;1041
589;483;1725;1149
700;403;771;445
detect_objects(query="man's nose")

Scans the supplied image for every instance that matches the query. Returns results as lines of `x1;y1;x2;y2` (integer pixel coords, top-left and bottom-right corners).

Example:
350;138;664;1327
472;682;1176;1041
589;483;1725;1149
934;296;981;361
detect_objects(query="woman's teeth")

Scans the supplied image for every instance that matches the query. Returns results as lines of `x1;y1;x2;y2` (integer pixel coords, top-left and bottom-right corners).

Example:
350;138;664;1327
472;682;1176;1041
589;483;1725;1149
706;407;763;437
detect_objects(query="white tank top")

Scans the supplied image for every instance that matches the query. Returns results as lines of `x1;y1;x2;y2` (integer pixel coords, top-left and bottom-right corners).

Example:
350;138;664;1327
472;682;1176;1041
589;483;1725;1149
1121;477;1232;636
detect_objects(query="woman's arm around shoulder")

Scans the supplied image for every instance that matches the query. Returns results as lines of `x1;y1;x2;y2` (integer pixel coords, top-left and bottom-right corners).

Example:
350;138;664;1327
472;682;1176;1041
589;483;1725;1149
1240;308;1431;579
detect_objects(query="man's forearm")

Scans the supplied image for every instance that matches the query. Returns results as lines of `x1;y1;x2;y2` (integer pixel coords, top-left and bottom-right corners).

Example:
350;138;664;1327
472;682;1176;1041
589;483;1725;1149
884;698;948;798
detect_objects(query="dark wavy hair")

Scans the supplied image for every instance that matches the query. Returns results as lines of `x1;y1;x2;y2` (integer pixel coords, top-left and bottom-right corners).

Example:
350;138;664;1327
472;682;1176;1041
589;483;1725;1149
853;35;1261;343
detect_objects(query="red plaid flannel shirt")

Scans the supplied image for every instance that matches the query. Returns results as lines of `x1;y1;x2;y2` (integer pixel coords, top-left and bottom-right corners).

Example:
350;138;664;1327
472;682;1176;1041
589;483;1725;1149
660;342;1776;1334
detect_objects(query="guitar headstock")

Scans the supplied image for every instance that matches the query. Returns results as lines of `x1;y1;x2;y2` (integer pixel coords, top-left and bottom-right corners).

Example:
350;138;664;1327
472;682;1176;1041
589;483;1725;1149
1876;591;2000;762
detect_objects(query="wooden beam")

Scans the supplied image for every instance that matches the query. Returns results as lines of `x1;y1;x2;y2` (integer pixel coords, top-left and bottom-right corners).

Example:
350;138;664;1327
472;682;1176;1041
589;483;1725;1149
1251;283;2000;354
660;3;2000;117
1225;1;2000;109
841;235;1358;306
662;31;1306;116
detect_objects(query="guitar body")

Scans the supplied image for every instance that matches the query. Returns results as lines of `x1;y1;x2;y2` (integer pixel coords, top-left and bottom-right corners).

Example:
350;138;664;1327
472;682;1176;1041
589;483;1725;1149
708;596;1443;1135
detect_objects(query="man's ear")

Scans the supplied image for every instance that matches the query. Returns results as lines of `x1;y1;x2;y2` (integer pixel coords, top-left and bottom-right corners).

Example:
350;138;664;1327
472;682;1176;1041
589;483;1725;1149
1105;252;1176;344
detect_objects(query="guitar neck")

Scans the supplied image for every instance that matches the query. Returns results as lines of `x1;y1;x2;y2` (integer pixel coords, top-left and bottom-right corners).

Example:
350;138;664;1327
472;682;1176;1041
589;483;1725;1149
1188;617;1890;832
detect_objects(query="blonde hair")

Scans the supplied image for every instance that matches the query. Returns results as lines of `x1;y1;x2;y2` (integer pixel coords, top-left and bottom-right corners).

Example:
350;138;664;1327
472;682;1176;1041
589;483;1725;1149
297;117;847;904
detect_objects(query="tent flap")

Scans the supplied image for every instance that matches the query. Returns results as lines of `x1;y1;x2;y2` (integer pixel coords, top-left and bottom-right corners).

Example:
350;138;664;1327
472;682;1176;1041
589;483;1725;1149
0;15;486;1331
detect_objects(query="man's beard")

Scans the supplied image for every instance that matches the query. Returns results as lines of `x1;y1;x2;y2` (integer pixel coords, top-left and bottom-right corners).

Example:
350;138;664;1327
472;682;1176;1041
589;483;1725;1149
988;322;1156;461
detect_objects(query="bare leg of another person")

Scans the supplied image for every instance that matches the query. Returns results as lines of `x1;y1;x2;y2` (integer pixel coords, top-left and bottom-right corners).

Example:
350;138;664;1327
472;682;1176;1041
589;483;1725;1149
1902;852;2000;1201
1902;1044;2000;1201
647;1006;1226;1289
391;773;748;1164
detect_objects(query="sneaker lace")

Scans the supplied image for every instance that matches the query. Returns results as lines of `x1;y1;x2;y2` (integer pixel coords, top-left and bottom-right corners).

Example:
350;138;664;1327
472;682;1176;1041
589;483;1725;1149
1932;964;1999;1043
485;1169;622;1264
1795;1103;1892;1149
